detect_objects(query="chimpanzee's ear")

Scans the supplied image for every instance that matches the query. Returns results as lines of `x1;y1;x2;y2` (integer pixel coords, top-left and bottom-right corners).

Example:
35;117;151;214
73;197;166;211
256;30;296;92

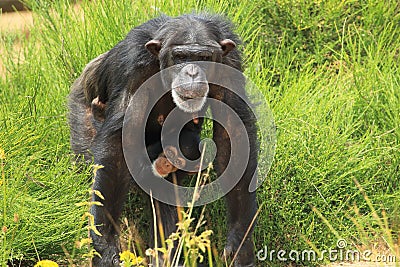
145;40;162;56
220;39;236;56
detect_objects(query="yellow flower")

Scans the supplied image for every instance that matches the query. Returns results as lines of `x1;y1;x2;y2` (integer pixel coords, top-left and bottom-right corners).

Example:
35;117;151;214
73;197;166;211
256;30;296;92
119;250;144;266
34;260;59;267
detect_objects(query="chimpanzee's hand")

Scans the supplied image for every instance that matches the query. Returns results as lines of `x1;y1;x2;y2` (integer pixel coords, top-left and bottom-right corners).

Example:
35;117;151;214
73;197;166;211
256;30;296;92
152;146;186;177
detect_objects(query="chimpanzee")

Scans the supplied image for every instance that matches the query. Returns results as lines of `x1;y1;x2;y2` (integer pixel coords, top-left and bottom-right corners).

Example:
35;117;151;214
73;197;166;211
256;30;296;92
69;13;258;267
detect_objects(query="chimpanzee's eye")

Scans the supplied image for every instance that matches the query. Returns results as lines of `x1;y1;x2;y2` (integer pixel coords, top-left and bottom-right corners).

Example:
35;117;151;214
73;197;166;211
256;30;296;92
199;56;210;61
174;54;187;62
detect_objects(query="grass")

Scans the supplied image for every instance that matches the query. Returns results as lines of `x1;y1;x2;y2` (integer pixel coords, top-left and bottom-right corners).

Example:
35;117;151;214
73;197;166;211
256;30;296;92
0;0;399;266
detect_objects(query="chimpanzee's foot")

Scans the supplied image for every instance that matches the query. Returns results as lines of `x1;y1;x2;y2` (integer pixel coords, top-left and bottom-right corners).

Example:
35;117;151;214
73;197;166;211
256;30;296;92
92;246;120;267
164;146;186;169
91;96;106;121
223;230;255;267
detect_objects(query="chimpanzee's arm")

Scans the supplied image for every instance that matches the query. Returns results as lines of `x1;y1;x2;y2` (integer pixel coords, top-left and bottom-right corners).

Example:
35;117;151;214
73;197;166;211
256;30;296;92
210;88;258;267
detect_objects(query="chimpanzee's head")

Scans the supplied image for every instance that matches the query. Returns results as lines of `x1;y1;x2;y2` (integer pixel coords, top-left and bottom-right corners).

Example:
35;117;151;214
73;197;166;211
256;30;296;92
145;15;236;113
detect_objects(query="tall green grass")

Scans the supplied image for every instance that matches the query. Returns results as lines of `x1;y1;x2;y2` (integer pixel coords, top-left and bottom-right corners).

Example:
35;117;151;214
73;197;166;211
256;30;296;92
0;0;399;266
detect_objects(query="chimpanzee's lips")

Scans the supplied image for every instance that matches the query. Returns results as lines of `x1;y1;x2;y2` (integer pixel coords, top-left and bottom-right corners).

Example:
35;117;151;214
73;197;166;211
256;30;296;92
172;90;207;113
177;94;192;101
177;94;199;101
174;89;206;101
173;82;209;98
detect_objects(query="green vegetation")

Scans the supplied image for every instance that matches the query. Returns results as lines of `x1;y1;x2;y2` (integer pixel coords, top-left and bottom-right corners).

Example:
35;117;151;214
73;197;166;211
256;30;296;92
0;0;399;266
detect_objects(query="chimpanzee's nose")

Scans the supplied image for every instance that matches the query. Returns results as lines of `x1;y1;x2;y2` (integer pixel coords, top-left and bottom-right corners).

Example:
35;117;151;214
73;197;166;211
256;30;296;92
185;64;199;78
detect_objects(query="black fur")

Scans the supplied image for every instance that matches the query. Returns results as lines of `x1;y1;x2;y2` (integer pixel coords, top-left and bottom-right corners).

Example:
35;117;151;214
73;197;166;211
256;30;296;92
69;13;258;267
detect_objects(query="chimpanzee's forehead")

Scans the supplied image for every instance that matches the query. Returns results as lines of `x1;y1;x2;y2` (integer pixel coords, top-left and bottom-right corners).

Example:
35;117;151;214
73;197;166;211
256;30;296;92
164;30;219;47
171;44;221;54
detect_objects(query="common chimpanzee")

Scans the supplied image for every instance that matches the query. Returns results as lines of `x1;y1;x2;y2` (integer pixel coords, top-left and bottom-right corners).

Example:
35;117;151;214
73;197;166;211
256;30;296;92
69;13;258;267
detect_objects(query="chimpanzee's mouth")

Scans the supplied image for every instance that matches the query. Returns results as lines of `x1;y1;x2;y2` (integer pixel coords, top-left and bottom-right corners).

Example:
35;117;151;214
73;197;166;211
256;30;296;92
172;90;207;113
178;95;193;101
175;90;206;102
173;82;209;99
178;95;206;102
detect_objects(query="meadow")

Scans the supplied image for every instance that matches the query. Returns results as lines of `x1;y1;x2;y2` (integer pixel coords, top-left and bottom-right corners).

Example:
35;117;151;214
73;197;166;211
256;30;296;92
0;0;399;266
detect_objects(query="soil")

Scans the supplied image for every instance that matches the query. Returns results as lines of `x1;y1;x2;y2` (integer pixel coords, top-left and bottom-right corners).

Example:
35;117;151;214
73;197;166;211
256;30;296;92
0;10;33;78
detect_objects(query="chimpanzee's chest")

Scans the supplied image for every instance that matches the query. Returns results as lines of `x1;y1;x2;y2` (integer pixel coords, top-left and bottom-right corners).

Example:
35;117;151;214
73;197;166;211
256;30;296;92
144;94;173;146
144;93;204;147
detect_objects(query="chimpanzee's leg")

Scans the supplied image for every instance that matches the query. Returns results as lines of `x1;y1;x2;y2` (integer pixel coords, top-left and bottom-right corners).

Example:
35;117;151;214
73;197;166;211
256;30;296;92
211;93;258;267
224;178;257;267
91;127;131;267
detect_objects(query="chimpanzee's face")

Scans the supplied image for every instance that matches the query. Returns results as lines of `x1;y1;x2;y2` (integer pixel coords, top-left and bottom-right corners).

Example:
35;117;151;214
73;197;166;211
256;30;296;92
145;39;236;113
169;62;209;113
